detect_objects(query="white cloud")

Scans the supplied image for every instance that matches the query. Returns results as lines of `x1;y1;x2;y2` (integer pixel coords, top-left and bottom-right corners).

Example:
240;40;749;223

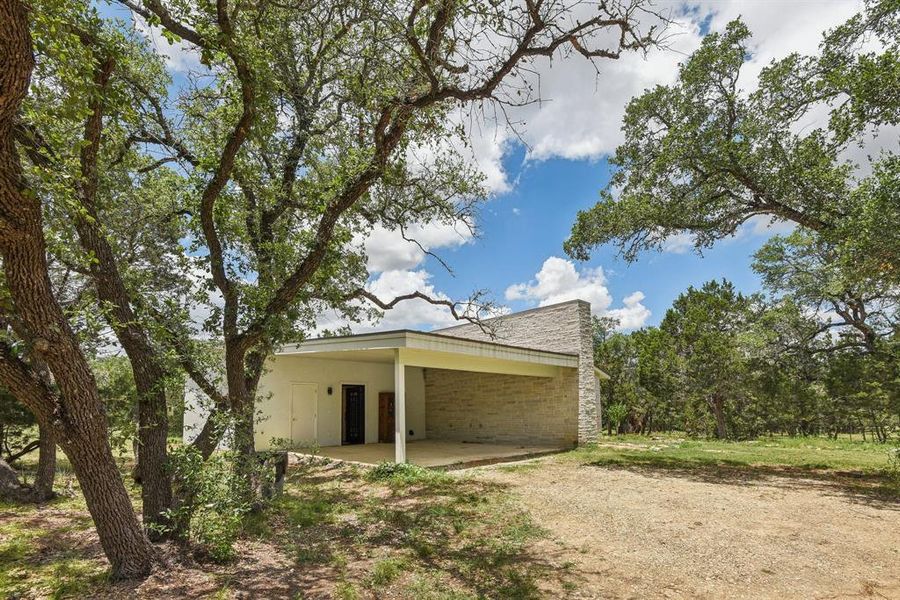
313;269;464;334
362;220;474;273
746;214;796;236
516;15;704;161
662;233;694;254
505;256;650;329
362;270;461;330
325;220;479;333
457;1;866;191
607;291;652;331
132;14;202;73
506;256;611;311
700;0;861;91
466;121;512;194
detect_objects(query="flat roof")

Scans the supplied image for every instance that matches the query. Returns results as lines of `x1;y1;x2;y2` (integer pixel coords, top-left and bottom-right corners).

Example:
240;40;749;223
277;329;579;371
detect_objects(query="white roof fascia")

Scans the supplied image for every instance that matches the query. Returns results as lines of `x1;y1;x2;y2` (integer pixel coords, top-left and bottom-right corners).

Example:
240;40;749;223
277;330;578;369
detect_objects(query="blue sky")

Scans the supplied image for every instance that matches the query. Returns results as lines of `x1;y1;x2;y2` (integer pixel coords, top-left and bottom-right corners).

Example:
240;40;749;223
420;148;777;329
355;0;858;333
115;0;862;333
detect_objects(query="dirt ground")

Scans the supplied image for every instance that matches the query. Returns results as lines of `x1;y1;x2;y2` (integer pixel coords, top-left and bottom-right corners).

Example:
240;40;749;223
4;450;899;599
476;456;900;600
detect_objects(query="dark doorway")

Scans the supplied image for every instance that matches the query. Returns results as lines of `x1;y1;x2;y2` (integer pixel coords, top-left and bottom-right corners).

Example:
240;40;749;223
378;392;395;443
342;385;365;445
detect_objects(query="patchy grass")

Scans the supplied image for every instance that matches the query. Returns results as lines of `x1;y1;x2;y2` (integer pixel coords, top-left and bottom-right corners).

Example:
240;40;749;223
570;434;900;499
1;453;566;599
248;460;565;599
574;433;893;471
0;500;109;599
0;447;151;599
3;436;897;598
364;461;455;487
367;556;410;588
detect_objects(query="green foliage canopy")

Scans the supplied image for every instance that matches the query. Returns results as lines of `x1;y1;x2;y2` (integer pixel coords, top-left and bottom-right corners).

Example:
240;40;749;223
565;2;899;286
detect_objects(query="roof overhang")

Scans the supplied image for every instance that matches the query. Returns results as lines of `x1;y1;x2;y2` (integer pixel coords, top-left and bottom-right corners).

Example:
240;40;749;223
277;330;579;378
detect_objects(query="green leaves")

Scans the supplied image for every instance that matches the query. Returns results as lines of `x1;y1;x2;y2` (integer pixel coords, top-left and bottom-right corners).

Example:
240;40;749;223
566;2;899;266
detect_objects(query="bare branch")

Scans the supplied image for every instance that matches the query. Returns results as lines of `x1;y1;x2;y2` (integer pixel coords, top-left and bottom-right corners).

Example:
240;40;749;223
118;0;207;48
354;289;498;337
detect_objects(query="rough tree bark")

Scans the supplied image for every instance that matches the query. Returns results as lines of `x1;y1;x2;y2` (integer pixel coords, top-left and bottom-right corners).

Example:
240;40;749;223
0;0;153;578
70;47;172;537
28;352;56;501
31;424;55;501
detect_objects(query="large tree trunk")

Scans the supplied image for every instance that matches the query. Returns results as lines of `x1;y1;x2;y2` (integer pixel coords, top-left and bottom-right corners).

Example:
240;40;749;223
227;343;257;500
226;343;272;506
31;424;55;501
0;346;155;578
132;366;172;537
61;421;155;577
0;0;153;577
28;352;56;501
69;49;173;537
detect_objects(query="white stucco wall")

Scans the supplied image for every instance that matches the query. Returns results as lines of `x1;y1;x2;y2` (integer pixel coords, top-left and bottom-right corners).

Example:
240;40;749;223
254;355;426;450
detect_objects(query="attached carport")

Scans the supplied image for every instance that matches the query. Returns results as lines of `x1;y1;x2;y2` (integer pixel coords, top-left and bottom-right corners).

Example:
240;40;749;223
276;330;580;464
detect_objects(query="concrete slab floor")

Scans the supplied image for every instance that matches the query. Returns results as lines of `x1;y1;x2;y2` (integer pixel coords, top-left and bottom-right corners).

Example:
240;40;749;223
299;439;566;468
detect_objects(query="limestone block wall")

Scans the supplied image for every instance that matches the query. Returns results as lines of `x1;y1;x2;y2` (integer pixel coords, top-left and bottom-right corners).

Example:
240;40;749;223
434;300;599;443
424;367;578;447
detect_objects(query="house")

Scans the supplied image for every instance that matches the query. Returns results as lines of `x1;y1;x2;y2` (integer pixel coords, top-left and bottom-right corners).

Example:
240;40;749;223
184;299;607;466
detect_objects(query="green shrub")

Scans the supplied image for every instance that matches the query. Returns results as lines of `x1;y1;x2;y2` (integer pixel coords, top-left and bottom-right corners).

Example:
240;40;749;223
365;462;452;487
887;445;900;482
163;446;253;562
334;581;360;600
606;403;628;434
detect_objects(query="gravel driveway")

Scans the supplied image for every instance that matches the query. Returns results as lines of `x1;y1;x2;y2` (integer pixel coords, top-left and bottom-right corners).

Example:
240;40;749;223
475;456;900;599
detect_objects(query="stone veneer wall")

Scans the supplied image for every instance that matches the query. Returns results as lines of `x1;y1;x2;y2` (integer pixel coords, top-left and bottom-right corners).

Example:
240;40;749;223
424;367;578;446
433;300;599;443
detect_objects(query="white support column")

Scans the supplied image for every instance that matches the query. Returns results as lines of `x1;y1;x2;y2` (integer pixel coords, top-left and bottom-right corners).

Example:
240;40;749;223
394;349;407;463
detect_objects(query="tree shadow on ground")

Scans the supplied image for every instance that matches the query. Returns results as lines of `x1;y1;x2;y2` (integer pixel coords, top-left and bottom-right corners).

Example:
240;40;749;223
582;454;900;510
235;461;574;599
3;461;573;599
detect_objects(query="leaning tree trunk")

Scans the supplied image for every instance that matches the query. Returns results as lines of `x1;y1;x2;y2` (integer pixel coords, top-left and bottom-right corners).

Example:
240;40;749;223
0;0;153;577
69;47;173;537
0;345;154;578
31;424;55;501
60;423;155;576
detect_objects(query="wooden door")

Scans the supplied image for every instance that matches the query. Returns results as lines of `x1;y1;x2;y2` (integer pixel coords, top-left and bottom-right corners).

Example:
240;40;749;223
291;383;317;446
342;385;365;445
378;392;395;443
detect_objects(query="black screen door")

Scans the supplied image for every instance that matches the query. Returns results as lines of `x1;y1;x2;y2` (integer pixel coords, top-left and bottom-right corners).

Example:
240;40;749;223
343;385;365;445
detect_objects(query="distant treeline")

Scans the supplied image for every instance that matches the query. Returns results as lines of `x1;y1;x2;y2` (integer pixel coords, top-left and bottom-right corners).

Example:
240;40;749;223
595;280;899;443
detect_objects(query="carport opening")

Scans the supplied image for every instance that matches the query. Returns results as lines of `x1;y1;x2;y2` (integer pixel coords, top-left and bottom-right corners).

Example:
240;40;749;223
265;330;583;466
